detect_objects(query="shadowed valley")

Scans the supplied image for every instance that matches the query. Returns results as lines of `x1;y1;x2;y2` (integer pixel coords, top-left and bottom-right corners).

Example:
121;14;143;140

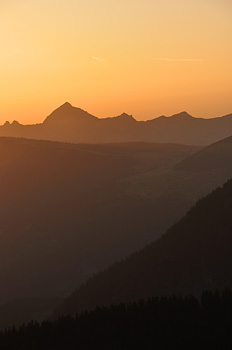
0;137;198;304
0;109;232;329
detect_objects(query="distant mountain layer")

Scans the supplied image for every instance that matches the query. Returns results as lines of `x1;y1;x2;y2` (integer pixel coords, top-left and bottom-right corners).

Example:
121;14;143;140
54;178;232;316
176;135;232;171
1;134;232;310
0;137;199;303
1;102;232;145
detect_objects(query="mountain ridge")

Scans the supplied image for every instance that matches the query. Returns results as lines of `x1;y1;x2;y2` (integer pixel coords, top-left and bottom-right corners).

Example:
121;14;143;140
1;103;232;145
2;103;232;125
53;177;232;317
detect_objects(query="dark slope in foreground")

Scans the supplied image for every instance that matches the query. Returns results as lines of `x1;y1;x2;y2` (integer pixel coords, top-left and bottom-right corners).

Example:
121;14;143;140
0;137;198;303
2;291;232;350
1;102;232;145
54;178;232;316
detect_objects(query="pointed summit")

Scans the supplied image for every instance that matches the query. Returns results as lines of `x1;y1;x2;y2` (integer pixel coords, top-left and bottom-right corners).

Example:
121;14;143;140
59;102;73;109
171;111;193;119
49;102;74;114
11;120;21;126
43;103;98;125
118;112;134;119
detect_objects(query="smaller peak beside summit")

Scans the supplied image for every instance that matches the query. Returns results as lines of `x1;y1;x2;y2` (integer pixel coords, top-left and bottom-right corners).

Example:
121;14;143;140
118;112;133;118
1;120;22;128
114;113;136;121
170;111;193;119
11;120;21;126
3;121;10;127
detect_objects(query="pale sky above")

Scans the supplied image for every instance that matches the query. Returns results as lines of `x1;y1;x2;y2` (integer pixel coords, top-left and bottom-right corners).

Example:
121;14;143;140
0;0;231;123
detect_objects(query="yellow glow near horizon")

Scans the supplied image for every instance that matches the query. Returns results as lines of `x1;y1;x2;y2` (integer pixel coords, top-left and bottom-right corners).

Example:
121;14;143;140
0;0;231;124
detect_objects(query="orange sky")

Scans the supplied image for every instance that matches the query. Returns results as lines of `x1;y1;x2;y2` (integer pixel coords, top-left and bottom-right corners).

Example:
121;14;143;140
0;0;231;124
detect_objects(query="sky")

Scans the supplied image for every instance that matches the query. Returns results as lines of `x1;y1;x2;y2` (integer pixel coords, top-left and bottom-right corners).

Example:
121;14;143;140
0;0;231;124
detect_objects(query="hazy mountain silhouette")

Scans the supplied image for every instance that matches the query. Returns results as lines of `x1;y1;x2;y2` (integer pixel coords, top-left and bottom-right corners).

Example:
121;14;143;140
0;132;232;331
1;103;232;145
122;135;232;221
176;135;232;172
0;137;198;304
1;134;232;315
54;178;232;316
43;102;97;125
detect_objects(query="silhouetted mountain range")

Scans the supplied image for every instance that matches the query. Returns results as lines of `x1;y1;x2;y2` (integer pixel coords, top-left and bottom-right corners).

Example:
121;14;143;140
54;178;232;316
1;103;232;145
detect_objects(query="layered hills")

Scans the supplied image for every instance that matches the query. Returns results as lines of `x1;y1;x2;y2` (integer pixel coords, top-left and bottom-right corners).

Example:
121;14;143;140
54;177;232;316
1;103;232;145
0;137;198;303
0;134;232;307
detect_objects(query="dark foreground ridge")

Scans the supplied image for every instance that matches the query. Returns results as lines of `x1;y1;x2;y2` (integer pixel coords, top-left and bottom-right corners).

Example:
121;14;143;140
54;178;232;316
1;290;232;349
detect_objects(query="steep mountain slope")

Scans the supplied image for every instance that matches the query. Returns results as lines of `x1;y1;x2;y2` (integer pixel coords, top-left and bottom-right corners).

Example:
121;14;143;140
0;137;198;303
54;178;232;316
0;103;232;145
124;135;232;208
176;135;232;172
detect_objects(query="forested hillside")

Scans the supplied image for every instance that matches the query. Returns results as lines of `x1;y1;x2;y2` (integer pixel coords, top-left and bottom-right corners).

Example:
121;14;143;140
1;290;232;349
54;178;232;315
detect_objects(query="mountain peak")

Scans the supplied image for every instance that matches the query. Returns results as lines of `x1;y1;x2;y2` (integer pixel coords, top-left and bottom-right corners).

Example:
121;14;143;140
56;102;73;111
114;113;136;121
43;103;98;125
171;111;193;119
118;112;133;118
11;120;21;126
61;102;72;108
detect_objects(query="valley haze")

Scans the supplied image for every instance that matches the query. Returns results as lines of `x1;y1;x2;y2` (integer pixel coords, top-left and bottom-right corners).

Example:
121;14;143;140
0;104;232;339
1;0;232;347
